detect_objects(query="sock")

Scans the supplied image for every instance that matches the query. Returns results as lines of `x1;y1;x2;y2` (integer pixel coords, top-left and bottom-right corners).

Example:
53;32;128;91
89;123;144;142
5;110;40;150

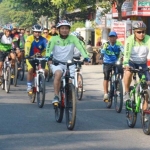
27;82;32;87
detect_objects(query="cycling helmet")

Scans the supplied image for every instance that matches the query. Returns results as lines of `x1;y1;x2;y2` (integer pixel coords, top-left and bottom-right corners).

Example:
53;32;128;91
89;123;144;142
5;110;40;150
132;21;147;30
71;31;80;37
56;20;71;28
32;24;43;32
3;24;13;31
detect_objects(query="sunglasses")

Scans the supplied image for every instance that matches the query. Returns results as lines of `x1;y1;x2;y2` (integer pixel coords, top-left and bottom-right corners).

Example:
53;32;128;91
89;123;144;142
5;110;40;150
136;31;145;34
43;32;48;34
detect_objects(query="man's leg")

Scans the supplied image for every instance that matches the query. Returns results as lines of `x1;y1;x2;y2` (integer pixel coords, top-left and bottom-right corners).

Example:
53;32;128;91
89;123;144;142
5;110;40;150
9;52;16;68
123;70;132;101
52;70;62;104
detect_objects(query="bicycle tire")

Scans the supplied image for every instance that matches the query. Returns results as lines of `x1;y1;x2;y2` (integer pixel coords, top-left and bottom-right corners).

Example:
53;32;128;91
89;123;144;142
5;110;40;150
141;89;150;135
55;87;64;123
126;86;137;128
65;83;76;130
5;66;11;93
11;62;18;86
106;78;113;108
18;58;25;81
1;71;5;90
76;73;83;100
114;78;123;113
37;74;45;108
28;87;36;103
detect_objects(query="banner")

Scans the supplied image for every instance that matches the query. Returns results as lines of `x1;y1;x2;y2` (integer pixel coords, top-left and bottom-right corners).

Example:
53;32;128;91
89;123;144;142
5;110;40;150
138;0;150;16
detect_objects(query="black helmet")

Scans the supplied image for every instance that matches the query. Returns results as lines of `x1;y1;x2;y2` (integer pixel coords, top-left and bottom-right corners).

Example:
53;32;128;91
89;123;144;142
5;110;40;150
32;24;43;32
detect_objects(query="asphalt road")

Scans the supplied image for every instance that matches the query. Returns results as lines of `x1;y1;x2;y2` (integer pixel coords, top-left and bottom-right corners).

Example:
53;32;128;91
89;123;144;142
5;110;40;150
0;65;150;150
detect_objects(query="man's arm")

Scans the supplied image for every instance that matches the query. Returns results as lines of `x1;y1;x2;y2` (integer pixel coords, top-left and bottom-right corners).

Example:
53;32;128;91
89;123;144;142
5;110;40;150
46;37;55;57
123;35;134;66
73;37;89;59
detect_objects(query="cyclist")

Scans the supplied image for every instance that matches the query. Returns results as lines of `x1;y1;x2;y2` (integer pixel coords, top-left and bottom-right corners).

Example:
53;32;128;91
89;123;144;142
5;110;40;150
25;24;48;92
46;20;90;105
123;21;150;110
49;25;58;36
100;31;123;102
0;24;15;84
11;24;23;69
42;28;51;42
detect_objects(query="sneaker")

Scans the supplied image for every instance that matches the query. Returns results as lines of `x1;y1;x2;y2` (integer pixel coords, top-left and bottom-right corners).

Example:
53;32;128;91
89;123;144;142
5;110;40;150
103;93;109;102
124;92;130;102
52;96;59;105
27;86;32;93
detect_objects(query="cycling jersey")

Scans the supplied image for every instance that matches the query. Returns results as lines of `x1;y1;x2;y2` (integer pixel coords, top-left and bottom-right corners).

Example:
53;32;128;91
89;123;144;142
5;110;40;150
46;35;89;62
0;34;12;51
101;40;123;64
25;35;47;56
124;34;150;65
11;32;20;49
42;34;51;42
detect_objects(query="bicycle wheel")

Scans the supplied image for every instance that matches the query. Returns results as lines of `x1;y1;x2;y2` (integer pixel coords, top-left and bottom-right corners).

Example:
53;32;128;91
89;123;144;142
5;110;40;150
28;87;36;103
141;89;150;135
76;73;83;100
11;62;18;86
1;71;5;90
65;83;76;130
114;78;123;113
106;79;113;108
5;66;11;93
46;65;53;82
37;74;45;108
18;58;25;81
126;86;137;128
55;87;64;123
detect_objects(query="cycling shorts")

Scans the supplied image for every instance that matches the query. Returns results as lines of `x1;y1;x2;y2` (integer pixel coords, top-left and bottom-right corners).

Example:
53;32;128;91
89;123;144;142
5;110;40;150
50;63;75;77
129;61;150;81
26;59;48;71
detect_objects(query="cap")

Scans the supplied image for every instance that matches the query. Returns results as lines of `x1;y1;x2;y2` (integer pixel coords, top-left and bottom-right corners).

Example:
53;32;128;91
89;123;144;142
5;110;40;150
109;31;117;37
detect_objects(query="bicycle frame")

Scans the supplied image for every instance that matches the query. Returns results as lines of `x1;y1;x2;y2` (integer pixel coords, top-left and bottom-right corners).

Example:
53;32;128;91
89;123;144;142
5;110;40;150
126;71;147;113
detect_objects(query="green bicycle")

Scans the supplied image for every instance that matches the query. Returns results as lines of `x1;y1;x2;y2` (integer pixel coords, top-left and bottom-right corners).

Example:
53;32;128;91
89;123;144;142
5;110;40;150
126;67;150;135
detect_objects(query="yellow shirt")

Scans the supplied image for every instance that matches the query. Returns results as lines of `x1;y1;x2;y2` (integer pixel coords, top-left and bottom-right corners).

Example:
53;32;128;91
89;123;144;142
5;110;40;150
42;34;51;42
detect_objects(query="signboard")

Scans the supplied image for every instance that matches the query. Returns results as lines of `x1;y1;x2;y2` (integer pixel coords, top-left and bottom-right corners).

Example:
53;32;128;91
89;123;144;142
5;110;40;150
138;0;150;16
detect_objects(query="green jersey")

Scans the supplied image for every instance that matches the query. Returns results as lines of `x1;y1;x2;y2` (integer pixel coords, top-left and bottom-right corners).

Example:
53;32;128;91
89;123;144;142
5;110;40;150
123;34;150;65
46;35;89;62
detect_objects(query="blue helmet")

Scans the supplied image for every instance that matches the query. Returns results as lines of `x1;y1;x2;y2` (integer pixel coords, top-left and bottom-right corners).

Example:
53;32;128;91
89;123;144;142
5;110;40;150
3;24;13;31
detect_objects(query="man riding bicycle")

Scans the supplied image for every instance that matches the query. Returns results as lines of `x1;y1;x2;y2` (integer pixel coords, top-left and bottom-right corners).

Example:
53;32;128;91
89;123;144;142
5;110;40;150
123;21;150;110
25;24;48;92
100;31;123;102
0;24;16;85
46;20;90;105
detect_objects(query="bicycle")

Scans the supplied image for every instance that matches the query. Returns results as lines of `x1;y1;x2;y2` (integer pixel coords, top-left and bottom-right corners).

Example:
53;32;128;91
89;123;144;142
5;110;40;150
125;67;150;135
17;49;25;81
54;60;76;130
105;60;123;113
25;54;47;108
73;58;84;100
1;52;11;93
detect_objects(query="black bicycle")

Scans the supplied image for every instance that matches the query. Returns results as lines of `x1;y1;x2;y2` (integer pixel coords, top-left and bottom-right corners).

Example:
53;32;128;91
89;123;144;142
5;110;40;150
105;61;123;113
54;60;76;130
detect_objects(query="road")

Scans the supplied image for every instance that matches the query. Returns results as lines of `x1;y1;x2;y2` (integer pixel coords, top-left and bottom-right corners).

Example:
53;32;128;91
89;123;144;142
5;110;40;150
0;65;150;150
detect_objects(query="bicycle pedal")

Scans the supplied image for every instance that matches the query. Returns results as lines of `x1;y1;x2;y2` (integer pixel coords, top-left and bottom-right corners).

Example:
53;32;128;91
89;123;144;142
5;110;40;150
53;102;59;107
11;75;15;78
104;99;109;103
28;91;33;94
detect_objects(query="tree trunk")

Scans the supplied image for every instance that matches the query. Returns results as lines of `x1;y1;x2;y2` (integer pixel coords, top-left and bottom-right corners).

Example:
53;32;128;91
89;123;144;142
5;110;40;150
116;0;124;21
55;8;60;24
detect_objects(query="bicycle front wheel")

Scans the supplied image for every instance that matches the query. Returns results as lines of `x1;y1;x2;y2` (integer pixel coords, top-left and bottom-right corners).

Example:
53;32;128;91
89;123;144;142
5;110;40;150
65;83;76;130
141;89;150;135
5;66;11;93
11;62;18;86
76;73;83;100
37;74;45;108
18;58;25;81
126;86;137;128
114;78;123;113
106;79;113;108
55;88;64;123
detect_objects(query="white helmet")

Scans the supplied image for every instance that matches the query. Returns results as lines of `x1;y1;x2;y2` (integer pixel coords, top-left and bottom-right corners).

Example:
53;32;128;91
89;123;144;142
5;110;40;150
32;24;43;32
56;20;71;28
132;21;146;30
71;31;80;37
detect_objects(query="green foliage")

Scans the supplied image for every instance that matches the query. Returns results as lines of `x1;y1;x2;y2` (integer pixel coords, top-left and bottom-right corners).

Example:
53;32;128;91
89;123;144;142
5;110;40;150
70;21;85;32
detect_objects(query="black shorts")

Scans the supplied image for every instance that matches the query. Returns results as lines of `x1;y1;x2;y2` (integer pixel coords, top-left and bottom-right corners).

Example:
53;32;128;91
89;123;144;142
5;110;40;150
103;63;123;80
0;51;8;62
